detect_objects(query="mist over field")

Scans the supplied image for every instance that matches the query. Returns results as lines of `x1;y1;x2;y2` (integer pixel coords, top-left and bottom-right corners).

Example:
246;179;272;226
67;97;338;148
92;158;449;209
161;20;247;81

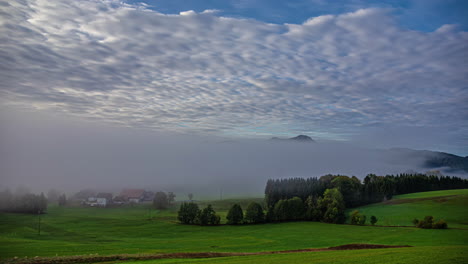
1;109;449;197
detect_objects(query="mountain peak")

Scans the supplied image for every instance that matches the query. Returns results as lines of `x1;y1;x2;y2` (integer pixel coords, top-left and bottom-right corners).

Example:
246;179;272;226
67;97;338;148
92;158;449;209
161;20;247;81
270;135;315;143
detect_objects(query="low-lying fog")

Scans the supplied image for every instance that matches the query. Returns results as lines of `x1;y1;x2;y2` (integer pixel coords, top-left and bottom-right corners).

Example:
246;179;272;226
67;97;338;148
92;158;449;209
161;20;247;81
0;110;459;197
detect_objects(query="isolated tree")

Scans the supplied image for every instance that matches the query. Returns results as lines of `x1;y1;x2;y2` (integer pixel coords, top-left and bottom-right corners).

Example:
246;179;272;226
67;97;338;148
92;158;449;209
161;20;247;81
168;192;176;204
226;204;244;225
370;215;378;225
153;192;169;209
178;202;200;224
188;193;194;201
244;202;264;224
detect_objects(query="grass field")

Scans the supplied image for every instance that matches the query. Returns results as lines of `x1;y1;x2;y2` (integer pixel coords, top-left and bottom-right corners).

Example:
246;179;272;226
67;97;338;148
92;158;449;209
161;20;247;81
345;189;468;228
125;246;467;264
0;189;467;263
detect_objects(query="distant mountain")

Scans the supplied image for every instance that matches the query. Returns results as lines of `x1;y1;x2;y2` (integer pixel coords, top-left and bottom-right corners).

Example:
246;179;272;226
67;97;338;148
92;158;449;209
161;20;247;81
270;135;316;143
389;148;468;173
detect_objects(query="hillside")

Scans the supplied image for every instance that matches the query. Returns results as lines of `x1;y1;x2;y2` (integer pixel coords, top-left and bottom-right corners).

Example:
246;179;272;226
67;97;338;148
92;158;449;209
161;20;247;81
347;189;468;228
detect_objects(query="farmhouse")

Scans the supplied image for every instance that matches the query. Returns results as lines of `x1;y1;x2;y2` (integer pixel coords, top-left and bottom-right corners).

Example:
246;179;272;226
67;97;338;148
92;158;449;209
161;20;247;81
96;193;113;207
120;189;153;203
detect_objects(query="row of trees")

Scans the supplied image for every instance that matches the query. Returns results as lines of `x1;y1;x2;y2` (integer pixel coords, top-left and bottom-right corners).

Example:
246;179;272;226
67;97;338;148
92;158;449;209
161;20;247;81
178;203;221;225
265;188;346;224
265;173;468;209
0;189;48;214
226;202;265;224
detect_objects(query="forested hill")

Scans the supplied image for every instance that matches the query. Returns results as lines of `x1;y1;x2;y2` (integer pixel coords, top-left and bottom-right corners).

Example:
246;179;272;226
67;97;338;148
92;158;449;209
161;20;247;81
389;148;468;173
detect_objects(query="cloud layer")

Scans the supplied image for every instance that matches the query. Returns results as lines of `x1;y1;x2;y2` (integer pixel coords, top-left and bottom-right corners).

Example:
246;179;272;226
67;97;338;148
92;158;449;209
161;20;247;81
1;0;467;153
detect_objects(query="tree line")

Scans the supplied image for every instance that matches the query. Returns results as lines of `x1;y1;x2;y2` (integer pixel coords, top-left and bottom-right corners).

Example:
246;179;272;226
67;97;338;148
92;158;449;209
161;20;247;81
265;173;468;209
0;189;48;214
262;173;467;224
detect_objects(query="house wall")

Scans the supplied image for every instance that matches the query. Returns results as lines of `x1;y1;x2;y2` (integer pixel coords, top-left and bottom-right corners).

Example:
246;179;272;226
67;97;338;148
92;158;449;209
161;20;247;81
96;198;107;206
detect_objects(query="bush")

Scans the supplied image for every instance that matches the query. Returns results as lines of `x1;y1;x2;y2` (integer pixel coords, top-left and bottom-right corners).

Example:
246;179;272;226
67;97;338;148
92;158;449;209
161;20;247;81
413;216;447;229
244;202;265;224
370;215;378;225
433;219;448;229
417;216;434;229
350;210;366;225
226;204;243;225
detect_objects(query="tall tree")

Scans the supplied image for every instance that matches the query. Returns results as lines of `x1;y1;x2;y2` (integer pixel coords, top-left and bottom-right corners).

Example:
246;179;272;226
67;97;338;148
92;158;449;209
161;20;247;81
244;202;264;224
153;192;169;209
226;204;244;225
319;188;345;224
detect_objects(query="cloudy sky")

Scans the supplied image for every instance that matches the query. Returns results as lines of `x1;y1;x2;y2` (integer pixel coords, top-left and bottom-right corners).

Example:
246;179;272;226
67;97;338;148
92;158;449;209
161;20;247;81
1;0;467;156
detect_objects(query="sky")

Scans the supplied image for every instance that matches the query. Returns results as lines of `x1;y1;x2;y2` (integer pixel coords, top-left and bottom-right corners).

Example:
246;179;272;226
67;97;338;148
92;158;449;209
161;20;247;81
0;0;467;193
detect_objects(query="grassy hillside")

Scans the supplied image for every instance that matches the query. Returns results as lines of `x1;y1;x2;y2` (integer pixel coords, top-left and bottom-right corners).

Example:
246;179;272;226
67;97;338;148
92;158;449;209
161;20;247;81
126;246;466;264
0;190;467;263
346;189;468;228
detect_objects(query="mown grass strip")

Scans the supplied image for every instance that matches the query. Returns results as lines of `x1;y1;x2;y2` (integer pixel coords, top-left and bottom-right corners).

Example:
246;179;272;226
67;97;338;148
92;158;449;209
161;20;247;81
1;244;411;264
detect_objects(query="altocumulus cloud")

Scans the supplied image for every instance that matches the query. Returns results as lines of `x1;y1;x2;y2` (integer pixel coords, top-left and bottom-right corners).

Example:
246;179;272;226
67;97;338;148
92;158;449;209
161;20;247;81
1;0;467;147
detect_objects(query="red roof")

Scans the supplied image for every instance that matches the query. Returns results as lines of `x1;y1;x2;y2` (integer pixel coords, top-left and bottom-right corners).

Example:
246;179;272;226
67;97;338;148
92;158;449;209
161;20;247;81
120;189;145;199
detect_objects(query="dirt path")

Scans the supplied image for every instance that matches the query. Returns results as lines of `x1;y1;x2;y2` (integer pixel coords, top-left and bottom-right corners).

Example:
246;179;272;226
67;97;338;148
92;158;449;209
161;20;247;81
2;244;412;264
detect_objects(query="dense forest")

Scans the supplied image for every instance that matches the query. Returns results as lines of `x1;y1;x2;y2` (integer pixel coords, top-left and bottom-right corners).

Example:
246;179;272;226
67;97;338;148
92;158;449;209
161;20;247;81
264;173;468;223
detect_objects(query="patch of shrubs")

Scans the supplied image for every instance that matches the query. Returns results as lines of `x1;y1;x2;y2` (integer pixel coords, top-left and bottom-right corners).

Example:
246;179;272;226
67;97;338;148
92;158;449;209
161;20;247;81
412;216;448;229
350;210;366;225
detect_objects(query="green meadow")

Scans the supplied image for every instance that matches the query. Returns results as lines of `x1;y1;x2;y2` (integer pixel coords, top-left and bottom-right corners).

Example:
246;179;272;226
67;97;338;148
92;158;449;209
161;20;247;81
346;189;468;228
0;189;467;263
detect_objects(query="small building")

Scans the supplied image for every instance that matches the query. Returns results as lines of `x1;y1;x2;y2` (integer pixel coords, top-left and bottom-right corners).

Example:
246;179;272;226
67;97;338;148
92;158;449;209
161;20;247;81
96;193;113;207
120;189;146;203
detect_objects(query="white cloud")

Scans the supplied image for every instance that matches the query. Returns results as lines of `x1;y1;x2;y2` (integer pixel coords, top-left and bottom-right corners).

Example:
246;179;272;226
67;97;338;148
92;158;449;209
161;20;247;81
0;0;467;151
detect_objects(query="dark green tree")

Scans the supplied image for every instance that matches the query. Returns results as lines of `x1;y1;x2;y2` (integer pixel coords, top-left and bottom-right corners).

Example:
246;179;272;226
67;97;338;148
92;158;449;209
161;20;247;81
198;204;220;225
319;188;346;224
226;204;244;224
305;195;322;221
273;199;288;221
288;197;305;220
244;202;264;224
370;215;378;225
177;202;200;224
153;192;169;209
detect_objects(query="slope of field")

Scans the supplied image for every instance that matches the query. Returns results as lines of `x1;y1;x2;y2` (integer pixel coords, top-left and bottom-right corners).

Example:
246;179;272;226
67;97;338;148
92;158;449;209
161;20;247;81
126;246;466;264
347;189;468;228
0;190;467;263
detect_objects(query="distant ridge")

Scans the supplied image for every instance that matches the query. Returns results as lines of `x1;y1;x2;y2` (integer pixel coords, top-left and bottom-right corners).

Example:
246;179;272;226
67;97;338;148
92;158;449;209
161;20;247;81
270;135;315;143
389;148;468;173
